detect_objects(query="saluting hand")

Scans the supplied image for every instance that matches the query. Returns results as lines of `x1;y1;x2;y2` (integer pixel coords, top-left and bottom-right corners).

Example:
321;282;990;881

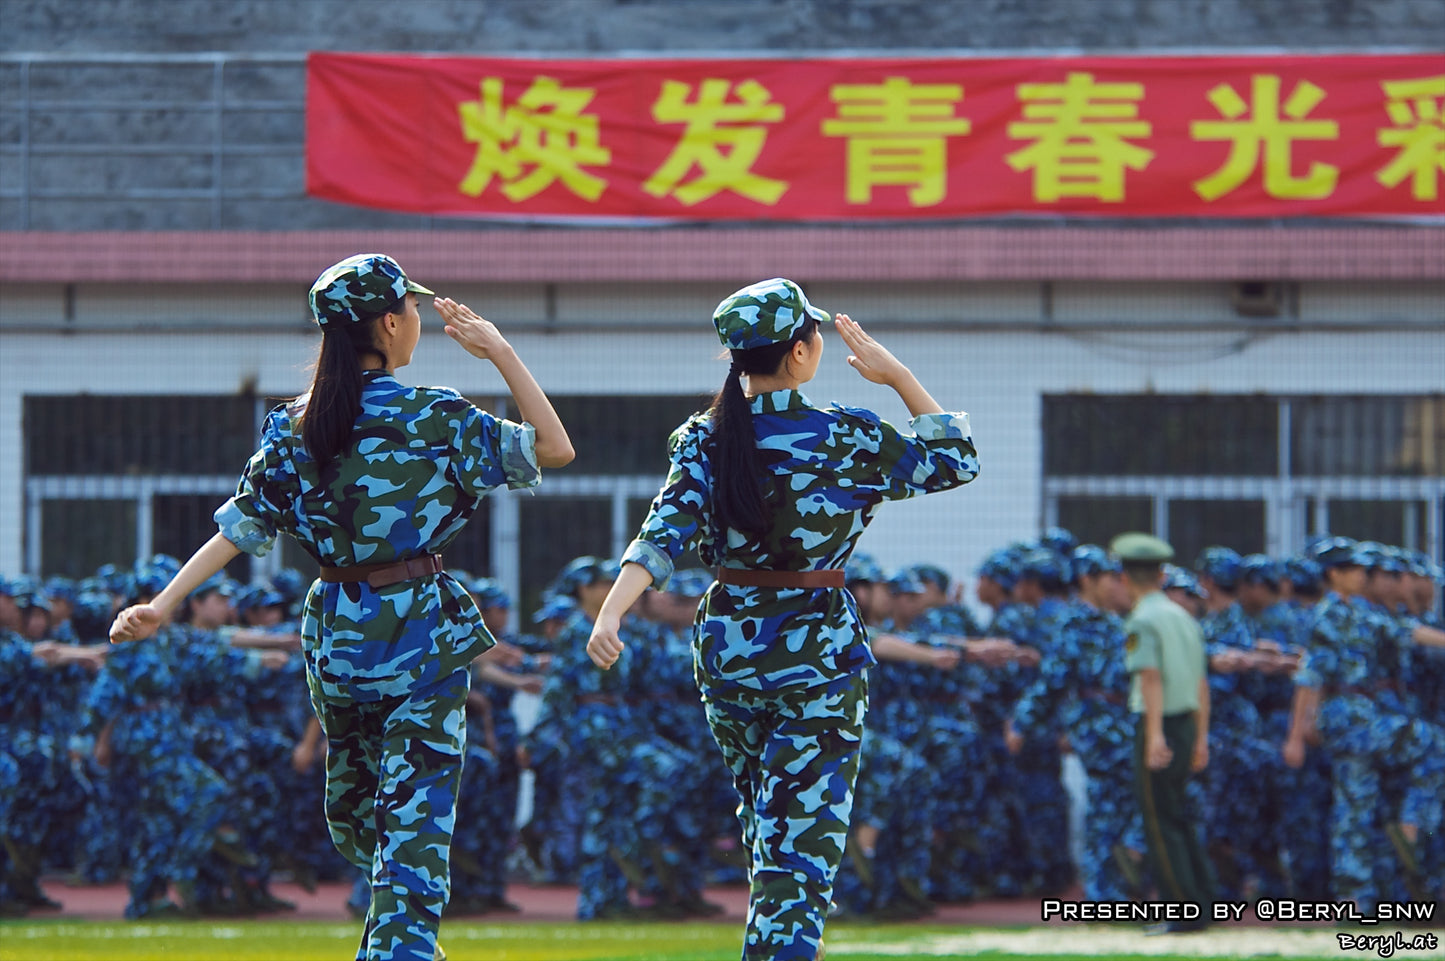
835;314;908;387
109;604;165;644
586;614;625;670
435;297;514;363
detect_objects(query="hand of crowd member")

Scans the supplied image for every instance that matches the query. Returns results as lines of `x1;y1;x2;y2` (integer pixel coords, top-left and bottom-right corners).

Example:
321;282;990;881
1014;644;1041;669
514;673;546;695
1003;721;1023;756
1057;734;1072;754
1209;649;1247;674
94;735;113;769
1282;735;1306;769
928;646;962;671
586;613;625;670
291;737;319;773
1191;736;1208;772
515;745;531;770
1145;732;1172;771
480;640;526;668
259;650;290;671
529;652;553;672
109;603;166;643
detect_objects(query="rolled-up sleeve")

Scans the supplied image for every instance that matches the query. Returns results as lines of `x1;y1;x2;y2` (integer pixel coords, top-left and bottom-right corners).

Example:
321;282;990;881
215;412;295;557
872;410;979;502
453;401;540;494
625;420;713;590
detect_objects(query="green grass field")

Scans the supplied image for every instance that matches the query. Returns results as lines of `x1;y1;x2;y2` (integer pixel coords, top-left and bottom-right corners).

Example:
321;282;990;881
0;919;1364;961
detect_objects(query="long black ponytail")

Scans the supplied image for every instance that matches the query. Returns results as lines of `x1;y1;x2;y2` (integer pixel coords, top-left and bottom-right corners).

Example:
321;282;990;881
297;301;398;468
707;316;819;537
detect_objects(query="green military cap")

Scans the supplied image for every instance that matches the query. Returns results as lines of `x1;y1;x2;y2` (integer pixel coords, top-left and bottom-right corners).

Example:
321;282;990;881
1109;531;1175;563
712;277;832;351
309;253;434;328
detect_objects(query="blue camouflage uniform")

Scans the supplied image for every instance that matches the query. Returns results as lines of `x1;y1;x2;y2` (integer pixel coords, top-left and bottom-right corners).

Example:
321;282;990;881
80;621;230;918
211;253;541;961
1012;545;1143;900
1194;547;1279;898
621;278;979;960
1292;539;1445;912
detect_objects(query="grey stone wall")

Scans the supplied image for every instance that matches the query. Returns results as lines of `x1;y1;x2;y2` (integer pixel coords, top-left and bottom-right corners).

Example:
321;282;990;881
5;0;1442;54
1;0;1440;230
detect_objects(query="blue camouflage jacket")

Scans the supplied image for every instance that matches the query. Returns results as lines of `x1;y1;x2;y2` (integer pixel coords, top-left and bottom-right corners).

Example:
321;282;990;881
214;371;540;701
623;389;977;695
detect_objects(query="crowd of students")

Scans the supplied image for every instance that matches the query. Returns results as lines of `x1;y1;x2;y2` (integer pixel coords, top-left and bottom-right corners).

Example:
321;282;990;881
1;528;1441;920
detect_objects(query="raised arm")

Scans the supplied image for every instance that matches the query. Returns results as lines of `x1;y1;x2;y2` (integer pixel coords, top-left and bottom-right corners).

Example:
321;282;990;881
834;313;943;417
435;297;575;468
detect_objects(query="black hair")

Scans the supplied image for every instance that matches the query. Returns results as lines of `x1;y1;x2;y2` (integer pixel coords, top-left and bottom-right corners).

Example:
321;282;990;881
297;299;401;468
706;317;820;537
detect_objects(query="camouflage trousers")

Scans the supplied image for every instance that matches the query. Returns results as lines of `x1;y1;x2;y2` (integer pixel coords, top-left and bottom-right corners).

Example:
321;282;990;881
310;666;469;961
1078;742;1146;901
704;672;867;961
1321;708;1445;911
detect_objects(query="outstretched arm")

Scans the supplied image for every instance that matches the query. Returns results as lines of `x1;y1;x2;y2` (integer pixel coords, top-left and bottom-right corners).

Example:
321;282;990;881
586;562;652;670
108;533;241;643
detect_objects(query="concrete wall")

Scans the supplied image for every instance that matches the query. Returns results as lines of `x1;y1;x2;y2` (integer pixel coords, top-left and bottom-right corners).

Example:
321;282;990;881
2;0;1440;229
4;0;1440;54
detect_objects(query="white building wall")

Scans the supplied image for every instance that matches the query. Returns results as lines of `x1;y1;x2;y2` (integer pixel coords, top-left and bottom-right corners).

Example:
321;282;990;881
3;317;1441;582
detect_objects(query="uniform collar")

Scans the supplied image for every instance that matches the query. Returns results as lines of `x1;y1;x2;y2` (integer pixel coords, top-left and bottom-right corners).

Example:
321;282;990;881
748;388;811;414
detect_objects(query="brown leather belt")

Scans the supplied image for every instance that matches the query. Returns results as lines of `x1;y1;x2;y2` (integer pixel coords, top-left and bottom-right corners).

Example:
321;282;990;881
318;553;444;590
715;568;845;589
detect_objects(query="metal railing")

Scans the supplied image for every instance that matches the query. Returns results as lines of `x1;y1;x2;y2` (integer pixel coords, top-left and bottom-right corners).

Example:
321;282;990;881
0;53;307;228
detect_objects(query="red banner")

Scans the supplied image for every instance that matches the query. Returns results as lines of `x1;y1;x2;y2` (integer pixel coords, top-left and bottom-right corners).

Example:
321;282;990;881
306;52;1445;221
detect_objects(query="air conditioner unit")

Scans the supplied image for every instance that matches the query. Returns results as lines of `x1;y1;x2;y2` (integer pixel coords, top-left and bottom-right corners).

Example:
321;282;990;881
1231;280;1283;318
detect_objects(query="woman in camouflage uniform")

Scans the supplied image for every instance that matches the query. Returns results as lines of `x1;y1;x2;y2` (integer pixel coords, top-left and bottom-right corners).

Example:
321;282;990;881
109;253;574;961
586;278;978;961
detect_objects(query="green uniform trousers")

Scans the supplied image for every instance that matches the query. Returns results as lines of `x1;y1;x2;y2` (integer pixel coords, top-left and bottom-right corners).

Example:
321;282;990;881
1133;711;1215;908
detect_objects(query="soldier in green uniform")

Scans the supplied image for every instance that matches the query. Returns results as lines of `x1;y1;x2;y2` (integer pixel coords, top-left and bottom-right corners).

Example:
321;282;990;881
1111;532;1213;933
109;254;574;961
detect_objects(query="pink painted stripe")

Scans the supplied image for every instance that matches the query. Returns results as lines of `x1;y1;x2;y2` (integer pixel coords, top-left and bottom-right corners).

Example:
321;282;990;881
2;228;1441;283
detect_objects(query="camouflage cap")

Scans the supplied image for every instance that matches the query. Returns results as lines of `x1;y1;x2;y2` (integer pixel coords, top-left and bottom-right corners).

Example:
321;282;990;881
712;277;831;351
1109;532;1174;564
1072;544;1122;578
1310;535;1365;570
309;253;434;328
1162;563;1209;598
531;593;577;624
667;568;715;598
1195;546;1243;589
1238;554;1281;587
845;554;886;586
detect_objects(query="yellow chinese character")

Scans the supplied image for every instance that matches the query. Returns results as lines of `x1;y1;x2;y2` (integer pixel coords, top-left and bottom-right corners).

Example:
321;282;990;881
643;78;787;206
1376;76;1445;201
1190;75;1339;201
1004;72;1154;203
457;76;611;202
821;76;973;206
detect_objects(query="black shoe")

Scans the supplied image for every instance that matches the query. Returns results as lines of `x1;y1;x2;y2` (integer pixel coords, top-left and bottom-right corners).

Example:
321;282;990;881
212;829;260;869
486;895;522;913
1112;843;1145;898
1385;823;1430;901
671;892;725;917
606;845;649;891
844;837;875;889
14;888;62;911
